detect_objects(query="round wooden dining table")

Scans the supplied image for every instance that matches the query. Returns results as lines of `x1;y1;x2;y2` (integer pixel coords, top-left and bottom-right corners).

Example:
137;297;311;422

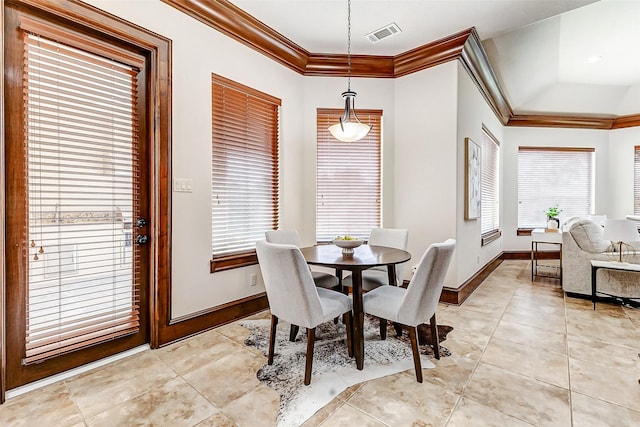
299;244;411;370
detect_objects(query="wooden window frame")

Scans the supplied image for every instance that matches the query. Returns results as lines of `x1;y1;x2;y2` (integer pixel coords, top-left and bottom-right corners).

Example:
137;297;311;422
210;74;280;273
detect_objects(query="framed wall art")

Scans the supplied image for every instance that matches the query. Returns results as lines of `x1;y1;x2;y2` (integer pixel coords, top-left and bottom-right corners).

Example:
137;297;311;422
465;137;481;220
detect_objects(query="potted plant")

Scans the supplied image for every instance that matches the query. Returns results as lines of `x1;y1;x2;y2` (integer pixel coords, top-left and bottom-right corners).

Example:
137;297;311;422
545;205;562;229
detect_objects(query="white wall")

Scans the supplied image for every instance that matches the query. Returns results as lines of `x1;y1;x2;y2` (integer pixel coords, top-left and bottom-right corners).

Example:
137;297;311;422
502;126;610;251
609;127;640;218
456;62;505;284
393;62;458;286
87;0;306;318
300;77;396;246
83;0;638;316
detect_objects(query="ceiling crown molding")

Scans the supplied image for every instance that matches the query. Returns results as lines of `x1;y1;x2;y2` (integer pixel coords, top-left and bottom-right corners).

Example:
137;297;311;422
393;28;472;77
612;114;640;130
507;114;615;130
161;0;639;130
305;53;394;78
459;29;512;125
508;113;640;130
162;0;310;72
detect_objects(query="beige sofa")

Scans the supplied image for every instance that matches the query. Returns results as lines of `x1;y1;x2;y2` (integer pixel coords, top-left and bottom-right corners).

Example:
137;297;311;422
562;219;640;298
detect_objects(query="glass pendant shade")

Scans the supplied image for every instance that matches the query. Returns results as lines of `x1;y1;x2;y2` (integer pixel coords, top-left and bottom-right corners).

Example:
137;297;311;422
328;90;371;142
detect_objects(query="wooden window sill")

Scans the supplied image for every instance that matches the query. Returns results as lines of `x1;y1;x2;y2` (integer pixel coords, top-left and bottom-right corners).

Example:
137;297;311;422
517;228;534;236
481;230;501;246
211;251;258;273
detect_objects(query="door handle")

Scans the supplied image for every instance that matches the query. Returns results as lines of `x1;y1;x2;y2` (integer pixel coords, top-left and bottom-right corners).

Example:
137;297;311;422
136;235;149;245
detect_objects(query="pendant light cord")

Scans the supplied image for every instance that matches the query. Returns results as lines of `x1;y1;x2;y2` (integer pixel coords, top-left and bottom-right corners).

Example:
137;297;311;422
347;0;352;92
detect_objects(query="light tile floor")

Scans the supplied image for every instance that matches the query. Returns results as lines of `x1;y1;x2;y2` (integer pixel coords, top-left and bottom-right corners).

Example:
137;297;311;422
1;260;639;426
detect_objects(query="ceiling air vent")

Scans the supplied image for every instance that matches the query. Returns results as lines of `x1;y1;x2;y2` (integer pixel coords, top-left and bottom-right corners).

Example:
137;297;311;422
366;22;402;43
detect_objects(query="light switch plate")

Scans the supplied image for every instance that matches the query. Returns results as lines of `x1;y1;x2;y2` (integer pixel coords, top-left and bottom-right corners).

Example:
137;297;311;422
173;178;193;193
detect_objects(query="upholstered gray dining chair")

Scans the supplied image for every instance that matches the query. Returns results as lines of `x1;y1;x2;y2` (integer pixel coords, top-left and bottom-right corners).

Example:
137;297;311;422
265;230;339;289
342;228;409;292
362;239;455;383
255;240;353;385
266;230;342;341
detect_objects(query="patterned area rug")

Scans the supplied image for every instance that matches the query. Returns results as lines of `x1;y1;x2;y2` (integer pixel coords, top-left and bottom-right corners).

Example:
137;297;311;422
241;315;452;426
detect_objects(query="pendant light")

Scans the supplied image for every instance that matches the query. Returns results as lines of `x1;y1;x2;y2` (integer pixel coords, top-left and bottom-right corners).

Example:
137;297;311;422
328;0;371;142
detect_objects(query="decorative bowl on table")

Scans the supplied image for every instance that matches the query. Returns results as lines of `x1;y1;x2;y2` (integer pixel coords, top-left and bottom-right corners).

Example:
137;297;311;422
332;236;363;255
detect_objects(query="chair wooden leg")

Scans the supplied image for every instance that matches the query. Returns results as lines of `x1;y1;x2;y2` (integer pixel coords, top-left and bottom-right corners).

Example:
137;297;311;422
379;318;387;340
289;324;299;342
394;322;403;337
268;315;278;365
344;311;353;358
333;270;343;322
408;326;423;383
304;327;316;385
430;313;440;360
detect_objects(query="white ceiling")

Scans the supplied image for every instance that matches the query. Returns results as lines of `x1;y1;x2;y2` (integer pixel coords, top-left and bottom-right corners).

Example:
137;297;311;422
230;0;640;117
483;0;640;116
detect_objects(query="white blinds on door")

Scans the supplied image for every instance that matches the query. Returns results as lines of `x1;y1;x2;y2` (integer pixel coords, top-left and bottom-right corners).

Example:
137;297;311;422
24;33;140;363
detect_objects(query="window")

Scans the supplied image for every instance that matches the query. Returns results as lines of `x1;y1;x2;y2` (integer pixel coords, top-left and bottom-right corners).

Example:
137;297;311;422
211;74;280;272
316;109;382;242
635;146;640;215
480;127;500;244
517;147;594;229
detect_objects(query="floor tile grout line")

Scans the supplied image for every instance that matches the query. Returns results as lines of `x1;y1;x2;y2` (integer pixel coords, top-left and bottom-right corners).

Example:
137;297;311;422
564;295;640;416
570;389;640;414
63;350;173;423
452;264;512;406
442;394;464;426
458;395;538;426
564;286;578;427
478;358;570;390
338;401;394;427
474;265;570;394
62;380;88;427
457;261;556;424
313;400;349;427
153;348;244;426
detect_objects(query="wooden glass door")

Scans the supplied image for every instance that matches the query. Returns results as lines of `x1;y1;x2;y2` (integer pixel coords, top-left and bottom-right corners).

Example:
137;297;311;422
4;6;150;389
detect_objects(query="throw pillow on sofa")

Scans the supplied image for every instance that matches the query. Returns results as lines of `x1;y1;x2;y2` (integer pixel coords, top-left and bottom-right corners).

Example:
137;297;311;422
568;219;610;253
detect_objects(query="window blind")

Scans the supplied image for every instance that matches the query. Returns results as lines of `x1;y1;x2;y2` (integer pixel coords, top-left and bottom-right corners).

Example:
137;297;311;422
24;33;140;363
316;109;382;242
635;146;640;215
480;128;500;235
517;147;594;228
211;74;280;260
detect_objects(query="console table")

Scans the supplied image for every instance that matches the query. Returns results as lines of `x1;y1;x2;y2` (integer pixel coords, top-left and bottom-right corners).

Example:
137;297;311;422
531;228;562;281
591;260;640;309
